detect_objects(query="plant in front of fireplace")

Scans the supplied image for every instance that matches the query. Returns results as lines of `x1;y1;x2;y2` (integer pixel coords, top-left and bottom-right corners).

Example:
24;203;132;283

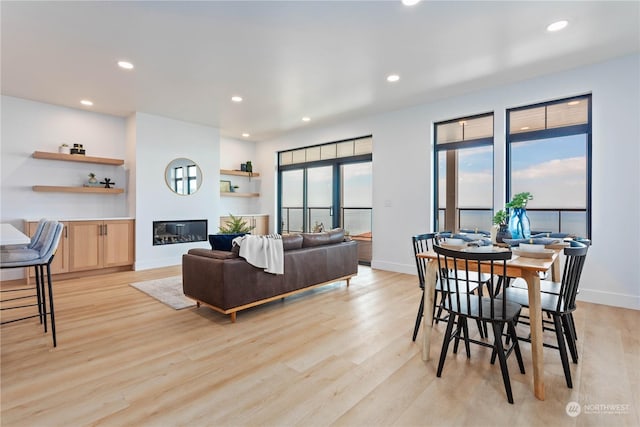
210;214;255;251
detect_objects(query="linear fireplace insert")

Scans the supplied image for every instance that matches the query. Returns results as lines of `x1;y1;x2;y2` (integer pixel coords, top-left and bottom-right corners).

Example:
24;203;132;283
153;219;207;246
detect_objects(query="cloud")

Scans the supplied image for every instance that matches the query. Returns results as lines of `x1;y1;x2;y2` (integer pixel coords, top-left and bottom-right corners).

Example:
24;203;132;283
513;157;585;179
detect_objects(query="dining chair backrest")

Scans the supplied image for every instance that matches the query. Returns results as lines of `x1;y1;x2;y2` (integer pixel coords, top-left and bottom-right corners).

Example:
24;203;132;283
556;241;589;313
37;222;64;262
27;218;48;249
30;220;56;253
433;244;513;320
412;233;437;289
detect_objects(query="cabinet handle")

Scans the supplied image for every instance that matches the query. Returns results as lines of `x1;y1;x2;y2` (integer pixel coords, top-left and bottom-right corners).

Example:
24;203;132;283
99;224;103;236
64;225;68;238
104;224;108;235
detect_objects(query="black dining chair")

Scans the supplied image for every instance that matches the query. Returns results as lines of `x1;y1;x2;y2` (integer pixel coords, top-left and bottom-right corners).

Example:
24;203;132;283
498;240;589;388
433;244;525;404
411;233;441;341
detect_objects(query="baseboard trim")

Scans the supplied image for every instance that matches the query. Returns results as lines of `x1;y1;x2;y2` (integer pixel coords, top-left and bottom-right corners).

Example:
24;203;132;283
578;289;640;310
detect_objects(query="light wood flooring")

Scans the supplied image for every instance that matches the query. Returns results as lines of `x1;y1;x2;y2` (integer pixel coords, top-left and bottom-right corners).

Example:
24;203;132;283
1;266;638;426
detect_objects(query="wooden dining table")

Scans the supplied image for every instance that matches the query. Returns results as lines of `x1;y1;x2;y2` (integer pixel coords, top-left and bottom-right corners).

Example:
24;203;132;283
417;244;563;401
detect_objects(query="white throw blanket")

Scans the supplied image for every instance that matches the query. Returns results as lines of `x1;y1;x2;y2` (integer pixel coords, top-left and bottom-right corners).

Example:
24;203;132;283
232;234;284;275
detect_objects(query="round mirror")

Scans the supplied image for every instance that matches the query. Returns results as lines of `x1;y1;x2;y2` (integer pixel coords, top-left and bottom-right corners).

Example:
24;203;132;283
165;158;203;195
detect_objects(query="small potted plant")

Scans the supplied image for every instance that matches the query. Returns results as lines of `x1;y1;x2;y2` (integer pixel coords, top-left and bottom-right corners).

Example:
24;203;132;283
58;143;70;154
492;209;510;243
210;214;255;251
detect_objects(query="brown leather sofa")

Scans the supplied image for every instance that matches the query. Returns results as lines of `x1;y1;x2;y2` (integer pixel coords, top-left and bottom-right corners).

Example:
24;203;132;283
182;228;358;322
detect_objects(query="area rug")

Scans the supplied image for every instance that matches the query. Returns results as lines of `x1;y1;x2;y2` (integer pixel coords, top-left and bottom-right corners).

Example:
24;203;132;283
129;276;196;310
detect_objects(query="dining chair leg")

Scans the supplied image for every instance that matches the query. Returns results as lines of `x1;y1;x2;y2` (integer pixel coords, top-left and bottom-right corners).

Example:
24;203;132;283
461;317;471;358
437;314;456;377
491;321;515;404
562;315;578;364
553;315;572;388
412;292;424;341
508;321;526;374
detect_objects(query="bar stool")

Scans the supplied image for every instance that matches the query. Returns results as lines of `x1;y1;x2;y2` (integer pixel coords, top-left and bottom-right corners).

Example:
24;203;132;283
1;220;64;346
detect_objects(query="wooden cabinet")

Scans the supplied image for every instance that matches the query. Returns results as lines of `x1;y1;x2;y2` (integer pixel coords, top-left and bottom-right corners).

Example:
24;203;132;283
24;220;70;277
220;215;269;236
68;220;134;272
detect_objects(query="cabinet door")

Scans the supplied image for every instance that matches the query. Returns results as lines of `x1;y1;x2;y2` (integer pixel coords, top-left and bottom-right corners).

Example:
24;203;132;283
252;216;269;235
69;221;103;271
103;220;134;267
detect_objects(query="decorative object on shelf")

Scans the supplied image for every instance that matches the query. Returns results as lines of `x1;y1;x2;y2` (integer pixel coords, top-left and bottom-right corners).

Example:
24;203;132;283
231;185;239;193
240;163;247;172
70;143;85;155
492;209;511;243
58;143;70;154
100;178;115;189
245;160;253;180
506;192;533;239
84;172;101;187
219;180;231;192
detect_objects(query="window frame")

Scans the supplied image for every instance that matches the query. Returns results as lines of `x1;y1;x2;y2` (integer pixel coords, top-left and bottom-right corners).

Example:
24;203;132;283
433;112;495;232
506;94;592;238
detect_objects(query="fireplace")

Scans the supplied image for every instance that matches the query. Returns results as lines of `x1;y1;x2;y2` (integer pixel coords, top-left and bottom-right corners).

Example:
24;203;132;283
153;219;207;246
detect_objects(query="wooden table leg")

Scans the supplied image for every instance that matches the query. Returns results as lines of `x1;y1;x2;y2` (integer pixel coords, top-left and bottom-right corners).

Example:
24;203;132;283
551;253;561;282
522;270;545;400
422;260;438;361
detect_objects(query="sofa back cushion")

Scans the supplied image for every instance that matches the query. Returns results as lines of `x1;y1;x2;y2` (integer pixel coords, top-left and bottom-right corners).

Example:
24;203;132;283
301;228;345;248
282;234;303;251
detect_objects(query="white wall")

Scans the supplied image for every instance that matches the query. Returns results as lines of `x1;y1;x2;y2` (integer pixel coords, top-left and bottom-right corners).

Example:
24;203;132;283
256;54;640;310
132;113;220;270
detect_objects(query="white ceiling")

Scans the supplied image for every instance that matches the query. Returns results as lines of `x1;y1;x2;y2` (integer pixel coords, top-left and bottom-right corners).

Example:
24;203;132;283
2;1;639;141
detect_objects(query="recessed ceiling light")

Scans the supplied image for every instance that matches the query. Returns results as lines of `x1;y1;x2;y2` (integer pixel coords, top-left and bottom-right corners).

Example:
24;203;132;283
302;117;311;122
242;133;250;138
231;96;243;102
520;126;530;131
80;100;93;106
117;60;134;70
458;120;467;126
547;20;568;32
387;74;400;82
567;100;580;106
402;0;421;6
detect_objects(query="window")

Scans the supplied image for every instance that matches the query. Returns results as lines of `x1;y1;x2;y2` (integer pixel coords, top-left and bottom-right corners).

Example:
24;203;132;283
507;95;592;238
278;137;372;236
434;113;494;232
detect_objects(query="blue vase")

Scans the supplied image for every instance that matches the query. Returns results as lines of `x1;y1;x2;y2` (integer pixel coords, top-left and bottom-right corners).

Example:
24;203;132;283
508;208;531;239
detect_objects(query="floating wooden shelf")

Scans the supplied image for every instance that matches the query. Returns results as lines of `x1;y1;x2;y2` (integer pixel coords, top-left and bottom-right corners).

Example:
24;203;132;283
220;169;260;178
33;186;124;194
33;151;124;166
220;192;260;198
